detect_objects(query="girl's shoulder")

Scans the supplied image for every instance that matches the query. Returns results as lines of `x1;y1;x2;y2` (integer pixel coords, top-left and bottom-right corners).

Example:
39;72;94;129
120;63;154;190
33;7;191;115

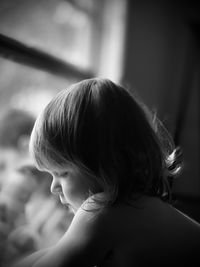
75;193;113;233
67;192;115;247
64;194;200;266
76;193;200;245
31;194;114;267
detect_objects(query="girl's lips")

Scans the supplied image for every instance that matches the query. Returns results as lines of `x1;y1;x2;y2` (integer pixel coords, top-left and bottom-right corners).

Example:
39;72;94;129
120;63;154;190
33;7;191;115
59;194;71;207
59;194;67;204
58;194;76;213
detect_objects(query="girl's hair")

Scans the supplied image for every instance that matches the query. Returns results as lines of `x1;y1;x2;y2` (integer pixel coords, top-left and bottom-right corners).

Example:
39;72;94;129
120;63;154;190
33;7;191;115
29;78;182;206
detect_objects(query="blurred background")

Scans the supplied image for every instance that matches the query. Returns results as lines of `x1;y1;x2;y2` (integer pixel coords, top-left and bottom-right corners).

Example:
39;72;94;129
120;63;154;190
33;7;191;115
0;0;199;265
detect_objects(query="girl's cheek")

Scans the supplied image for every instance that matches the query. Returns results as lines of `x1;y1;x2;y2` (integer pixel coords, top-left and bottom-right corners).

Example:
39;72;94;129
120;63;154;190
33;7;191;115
62;183;75;199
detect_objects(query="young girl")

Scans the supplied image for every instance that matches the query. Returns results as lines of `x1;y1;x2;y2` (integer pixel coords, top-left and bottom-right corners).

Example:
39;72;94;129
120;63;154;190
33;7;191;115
12;78;200;267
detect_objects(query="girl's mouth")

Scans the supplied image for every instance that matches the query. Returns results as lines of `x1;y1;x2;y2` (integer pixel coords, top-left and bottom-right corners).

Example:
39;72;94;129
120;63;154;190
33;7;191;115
59;194;67;204
58;194;75;213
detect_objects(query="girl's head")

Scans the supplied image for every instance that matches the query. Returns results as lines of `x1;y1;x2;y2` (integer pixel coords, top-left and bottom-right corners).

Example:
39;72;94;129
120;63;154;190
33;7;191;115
30;78;180;209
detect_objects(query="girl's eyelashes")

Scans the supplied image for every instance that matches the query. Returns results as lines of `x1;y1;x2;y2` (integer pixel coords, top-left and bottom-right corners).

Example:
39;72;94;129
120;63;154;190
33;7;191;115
60;171;69;177
51;171;69;178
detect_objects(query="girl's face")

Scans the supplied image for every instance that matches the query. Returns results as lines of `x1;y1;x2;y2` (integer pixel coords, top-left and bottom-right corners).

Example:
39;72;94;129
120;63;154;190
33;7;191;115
47;164;97;213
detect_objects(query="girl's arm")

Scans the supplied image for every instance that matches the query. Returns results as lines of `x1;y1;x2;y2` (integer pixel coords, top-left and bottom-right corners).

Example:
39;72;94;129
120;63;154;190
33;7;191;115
32;203;112;267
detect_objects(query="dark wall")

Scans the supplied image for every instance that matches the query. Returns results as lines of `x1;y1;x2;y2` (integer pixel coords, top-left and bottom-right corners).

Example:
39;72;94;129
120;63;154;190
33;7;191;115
122;0;200;201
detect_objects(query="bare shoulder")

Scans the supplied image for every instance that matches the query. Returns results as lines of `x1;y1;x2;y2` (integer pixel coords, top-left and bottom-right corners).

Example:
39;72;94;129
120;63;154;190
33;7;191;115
13;195;200;267
97;196;200;266
29;193;113;267
79;194;200;236
70;193;113;235
77;196;200;266
55;193;113;260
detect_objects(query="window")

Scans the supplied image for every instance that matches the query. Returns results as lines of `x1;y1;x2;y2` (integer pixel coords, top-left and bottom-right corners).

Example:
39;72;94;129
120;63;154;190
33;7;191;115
0;0;127;114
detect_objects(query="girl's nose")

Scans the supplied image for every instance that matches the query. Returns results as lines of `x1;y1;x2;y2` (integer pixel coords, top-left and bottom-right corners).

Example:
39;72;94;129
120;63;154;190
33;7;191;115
50;177;61;195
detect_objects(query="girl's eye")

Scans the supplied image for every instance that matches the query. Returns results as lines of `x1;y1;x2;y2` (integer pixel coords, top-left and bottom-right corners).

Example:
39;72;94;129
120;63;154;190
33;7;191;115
60;172;68;177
